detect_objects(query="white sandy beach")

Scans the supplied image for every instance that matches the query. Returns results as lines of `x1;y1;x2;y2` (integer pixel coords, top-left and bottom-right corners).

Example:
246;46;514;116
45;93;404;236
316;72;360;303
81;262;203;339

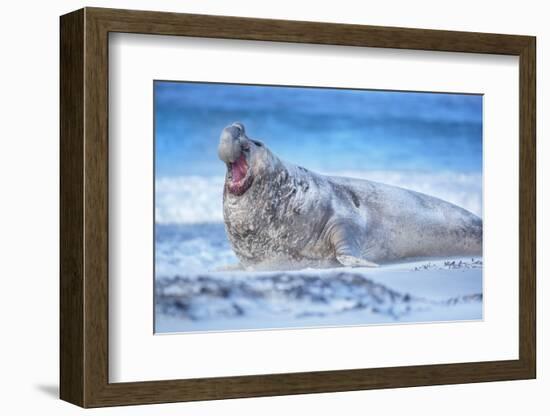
155;257;482;334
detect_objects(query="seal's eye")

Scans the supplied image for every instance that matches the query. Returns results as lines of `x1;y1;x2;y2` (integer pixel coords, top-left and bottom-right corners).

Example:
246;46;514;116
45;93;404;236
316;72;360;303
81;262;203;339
251;140;263;147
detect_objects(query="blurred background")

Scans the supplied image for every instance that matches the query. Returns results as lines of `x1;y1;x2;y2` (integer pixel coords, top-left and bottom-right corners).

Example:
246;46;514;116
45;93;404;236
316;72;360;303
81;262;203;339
155;81;482;176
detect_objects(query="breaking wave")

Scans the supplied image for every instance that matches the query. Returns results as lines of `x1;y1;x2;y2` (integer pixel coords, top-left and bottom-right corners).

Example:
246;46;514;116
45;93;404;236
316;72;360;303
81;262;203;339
155;170;482;224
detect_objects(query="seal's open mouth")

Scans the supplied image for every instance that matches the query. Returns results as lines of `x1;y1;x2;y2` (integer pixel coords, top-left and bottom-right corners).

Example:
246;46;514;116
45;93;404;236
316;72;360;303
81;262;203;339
227;153;253;196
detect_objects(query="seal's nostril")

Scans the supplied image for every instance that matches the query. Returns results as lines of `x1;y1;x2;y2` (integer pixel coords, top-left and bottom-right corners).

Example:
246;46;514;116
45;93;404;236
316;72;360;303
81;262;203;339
231;122;245;133
221;127;239;141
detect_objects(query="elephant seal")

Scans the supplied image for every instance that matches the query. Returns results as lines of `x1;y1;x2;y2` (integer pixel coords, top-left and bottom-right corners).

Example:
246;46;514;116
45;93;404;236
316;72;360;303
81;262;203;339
218;122;482;270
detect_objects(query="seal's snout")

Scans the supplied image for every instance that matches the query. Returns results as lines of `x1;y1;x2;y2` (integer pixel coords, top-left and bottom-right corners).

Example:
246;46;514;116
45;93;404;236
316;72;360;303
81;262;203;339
219;122;254;196
218;123;245;164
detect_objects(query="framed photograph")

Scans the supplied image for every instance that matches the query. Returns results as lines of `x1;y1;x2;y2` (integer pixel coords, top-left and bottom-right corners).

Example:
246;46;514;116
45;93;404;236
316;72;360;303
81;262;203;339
60;7;536;408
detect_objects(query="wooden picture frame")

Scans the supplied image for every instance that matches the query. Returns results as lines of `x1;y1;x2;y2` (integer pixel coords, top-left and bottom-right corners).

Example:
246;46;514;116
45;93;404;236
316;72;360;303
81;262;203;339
60;7;536;408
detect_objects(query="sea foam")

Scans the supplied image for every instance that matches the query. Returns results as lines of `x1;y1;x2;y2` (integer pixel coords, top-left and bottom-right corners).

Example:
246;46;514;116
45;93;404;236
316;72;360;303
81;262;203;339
155;170;482;225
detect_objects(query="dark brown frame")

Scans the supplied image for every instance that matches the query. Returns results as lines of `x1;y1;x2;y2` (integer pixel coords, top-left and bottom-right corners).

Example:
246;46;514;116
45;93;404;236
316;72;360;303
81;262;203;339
60;7;536;408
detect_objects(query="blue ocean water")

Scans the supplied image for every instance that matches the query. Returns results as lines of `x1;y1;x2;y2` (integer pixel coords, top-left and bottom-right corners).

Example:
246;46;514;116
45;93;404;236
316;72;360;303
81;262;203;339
154;81;482;178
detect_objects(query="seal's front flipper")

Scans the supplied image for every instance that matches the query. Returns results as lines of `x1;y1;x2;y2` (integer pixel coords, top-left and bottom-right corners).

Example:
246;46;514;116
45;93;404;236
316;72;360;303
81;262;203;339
329;221;379;268
337;254;379;268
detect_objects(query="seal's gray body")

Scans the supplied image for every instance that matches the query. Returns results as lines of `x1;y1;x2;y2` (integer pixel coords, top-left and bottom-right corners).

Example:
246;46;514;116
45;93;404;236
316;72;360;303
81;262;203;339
219;123;482;270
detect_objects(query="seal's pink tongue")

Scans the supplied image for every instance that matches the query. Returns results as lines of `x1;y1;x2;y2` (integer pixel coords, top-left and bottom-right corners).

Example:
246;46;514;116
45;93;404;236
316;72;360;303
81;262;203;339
231;154;248;183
